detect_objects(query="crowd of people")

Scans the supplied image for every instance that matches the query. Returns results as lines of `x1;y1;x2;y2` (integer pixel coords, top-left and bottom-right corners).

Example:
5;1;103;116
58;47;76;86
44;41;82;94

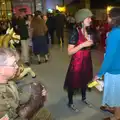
0;10;66;66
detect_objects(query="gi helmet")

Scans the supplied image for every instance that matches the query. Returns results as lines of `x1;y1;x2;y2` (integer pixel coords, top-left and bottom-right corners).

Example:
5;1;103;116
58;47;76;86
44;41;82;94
75;8;93;23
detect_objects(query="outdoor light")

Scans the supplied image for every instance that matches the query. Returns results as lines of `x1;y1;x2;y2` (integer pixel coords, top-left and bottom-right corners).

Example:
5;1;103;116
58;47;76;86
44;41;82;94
56;5;66;12
107;6;113;14
48;9;53;13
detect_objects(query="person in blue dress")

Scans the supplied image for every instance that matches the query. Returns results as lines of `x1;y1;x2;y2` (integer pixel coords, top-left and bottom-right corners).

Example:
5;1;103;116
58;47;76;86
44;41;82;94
95;8;120;120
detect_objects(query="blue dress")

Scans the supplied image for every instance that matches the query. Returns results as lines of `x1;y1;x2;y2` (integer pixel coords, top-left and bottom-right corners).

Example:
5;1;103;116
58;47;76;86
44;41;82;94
32;36;48;55
103;73;120;107
98;27;120;107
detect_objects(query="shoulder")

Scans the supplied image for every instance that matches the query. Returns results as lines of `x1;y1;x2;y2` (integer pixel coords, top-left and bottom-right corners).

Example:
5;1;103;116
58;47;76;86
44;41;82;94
70;28;79;40
69;28;79;45
109;27;120;36
72;28;78;35
107;27;120;44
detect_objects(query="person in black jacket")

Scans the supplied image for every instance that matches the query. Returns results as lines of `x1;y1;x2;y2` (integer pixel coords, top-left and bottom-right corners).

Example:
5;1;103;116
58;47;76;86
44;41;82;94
55;10;66;45
46;13;55;44
17;11;29;66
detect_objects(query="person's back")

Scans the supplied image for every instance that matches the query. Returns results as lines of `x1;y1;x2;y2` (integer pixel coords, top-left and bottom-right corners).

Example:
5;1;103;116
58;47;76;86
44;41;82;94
54;12;66;44
17;16;29;40
107;27;120;74
46;16;55;30
98;27;120;75
31;17;48;37
55;13;65;29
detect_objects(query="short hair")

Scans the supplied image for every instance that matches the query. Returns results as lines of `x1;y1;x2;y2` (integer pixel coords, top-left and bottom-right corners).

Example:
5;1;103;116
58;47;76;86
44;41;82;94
34;11;42;17
0;48;19;66
109;7;120;27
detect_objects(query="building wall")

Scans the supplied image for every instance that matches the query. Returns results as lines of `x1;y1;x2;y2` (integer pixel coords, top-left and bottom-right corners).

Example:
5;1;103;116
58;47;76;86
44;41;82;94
12;0;43;15
46;0;63;9
0;0;12;20
92;9;107;20
64;0;73;5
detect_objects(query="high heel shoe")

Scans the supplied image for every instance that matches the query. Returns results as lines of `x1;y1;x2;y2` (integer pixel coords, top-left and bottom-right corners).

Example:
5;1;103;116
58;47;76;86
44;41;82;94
103;117;111;120
104;117;120;120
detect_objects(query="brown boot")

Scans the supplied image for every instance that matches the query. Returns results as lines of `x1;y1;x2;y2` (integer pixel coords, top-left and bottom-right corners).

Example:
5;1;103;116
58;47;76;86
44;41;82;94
103;117;111;120
103;116;120;120
100;106;115;114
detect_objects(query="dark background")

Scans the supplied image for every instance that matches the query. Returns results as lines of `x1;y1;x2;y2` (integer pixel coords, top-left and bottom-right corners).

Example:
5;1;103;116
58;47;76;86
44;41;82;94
90;0;120;8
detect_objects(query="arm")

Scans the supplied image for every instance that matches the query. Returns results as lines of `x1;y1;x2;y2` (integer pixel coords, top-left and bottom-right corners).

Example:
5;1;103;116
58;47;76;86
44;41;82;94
42;20;48;33
68;35;93;55
30;21;34;37
68;29;84;55
44;23;48;33
97;28;120;77
68;44;84;55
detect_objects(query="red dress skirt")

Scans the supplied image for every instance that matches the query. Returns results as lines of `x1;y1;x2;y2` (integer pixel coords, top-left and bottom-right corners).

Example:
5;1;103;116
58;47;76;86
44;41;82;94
64;30;93;90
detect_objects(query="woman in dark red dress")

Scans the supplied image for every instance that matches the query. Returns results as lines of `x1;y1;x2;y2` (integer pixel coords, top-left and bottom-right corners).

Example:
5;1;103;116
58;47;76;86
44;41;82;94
64;9;94;112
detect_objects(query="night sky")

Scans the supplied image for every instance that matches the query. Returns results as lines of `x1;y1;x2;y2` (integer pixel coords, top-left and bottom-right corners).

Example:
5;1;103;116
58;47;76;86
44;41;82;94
91;0;120;8
45;0;120;9
46;0;78;9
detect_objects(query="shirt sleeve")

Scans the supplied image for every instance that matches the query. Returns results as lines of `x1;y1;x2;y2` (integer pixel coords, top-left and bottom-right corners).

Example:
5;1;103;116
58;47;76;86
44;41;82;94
97;28;120;77
68;28;78;45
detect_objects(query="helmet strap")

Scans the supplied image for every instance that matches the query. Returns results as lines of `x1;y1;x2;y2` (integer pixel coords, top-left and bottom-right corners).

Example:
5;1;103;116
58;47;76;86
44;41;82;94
81;22;84;28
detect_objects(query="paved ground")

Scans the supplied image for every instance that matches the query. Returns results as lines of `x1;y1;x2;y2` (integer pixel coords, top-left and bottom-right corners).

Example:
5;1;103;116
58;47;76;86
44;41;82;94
19;44;112;120
19;31;110;120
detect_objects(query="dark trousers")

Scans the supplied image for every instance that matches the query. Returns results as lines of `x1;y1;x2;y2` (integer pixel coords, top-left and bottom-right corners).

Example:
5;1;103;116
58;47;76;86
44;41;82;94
49;29;54;44
56;28;64;44
68;87;87;105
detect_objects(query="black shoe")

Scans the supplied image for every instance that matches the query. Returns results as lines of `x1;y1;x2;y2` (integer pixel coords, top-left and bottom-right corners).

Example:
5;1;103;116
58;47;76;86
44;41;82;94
38;61;41;64
25;62;30;66
45;59;48;63
68;104;79;112
82;99;92;108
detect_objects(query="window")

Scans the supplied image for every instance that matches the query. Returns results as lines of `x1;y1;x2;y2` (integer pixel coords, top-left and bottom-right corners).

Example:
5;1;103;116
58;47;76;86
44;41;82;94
0;0;12;20
36;0;42;11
